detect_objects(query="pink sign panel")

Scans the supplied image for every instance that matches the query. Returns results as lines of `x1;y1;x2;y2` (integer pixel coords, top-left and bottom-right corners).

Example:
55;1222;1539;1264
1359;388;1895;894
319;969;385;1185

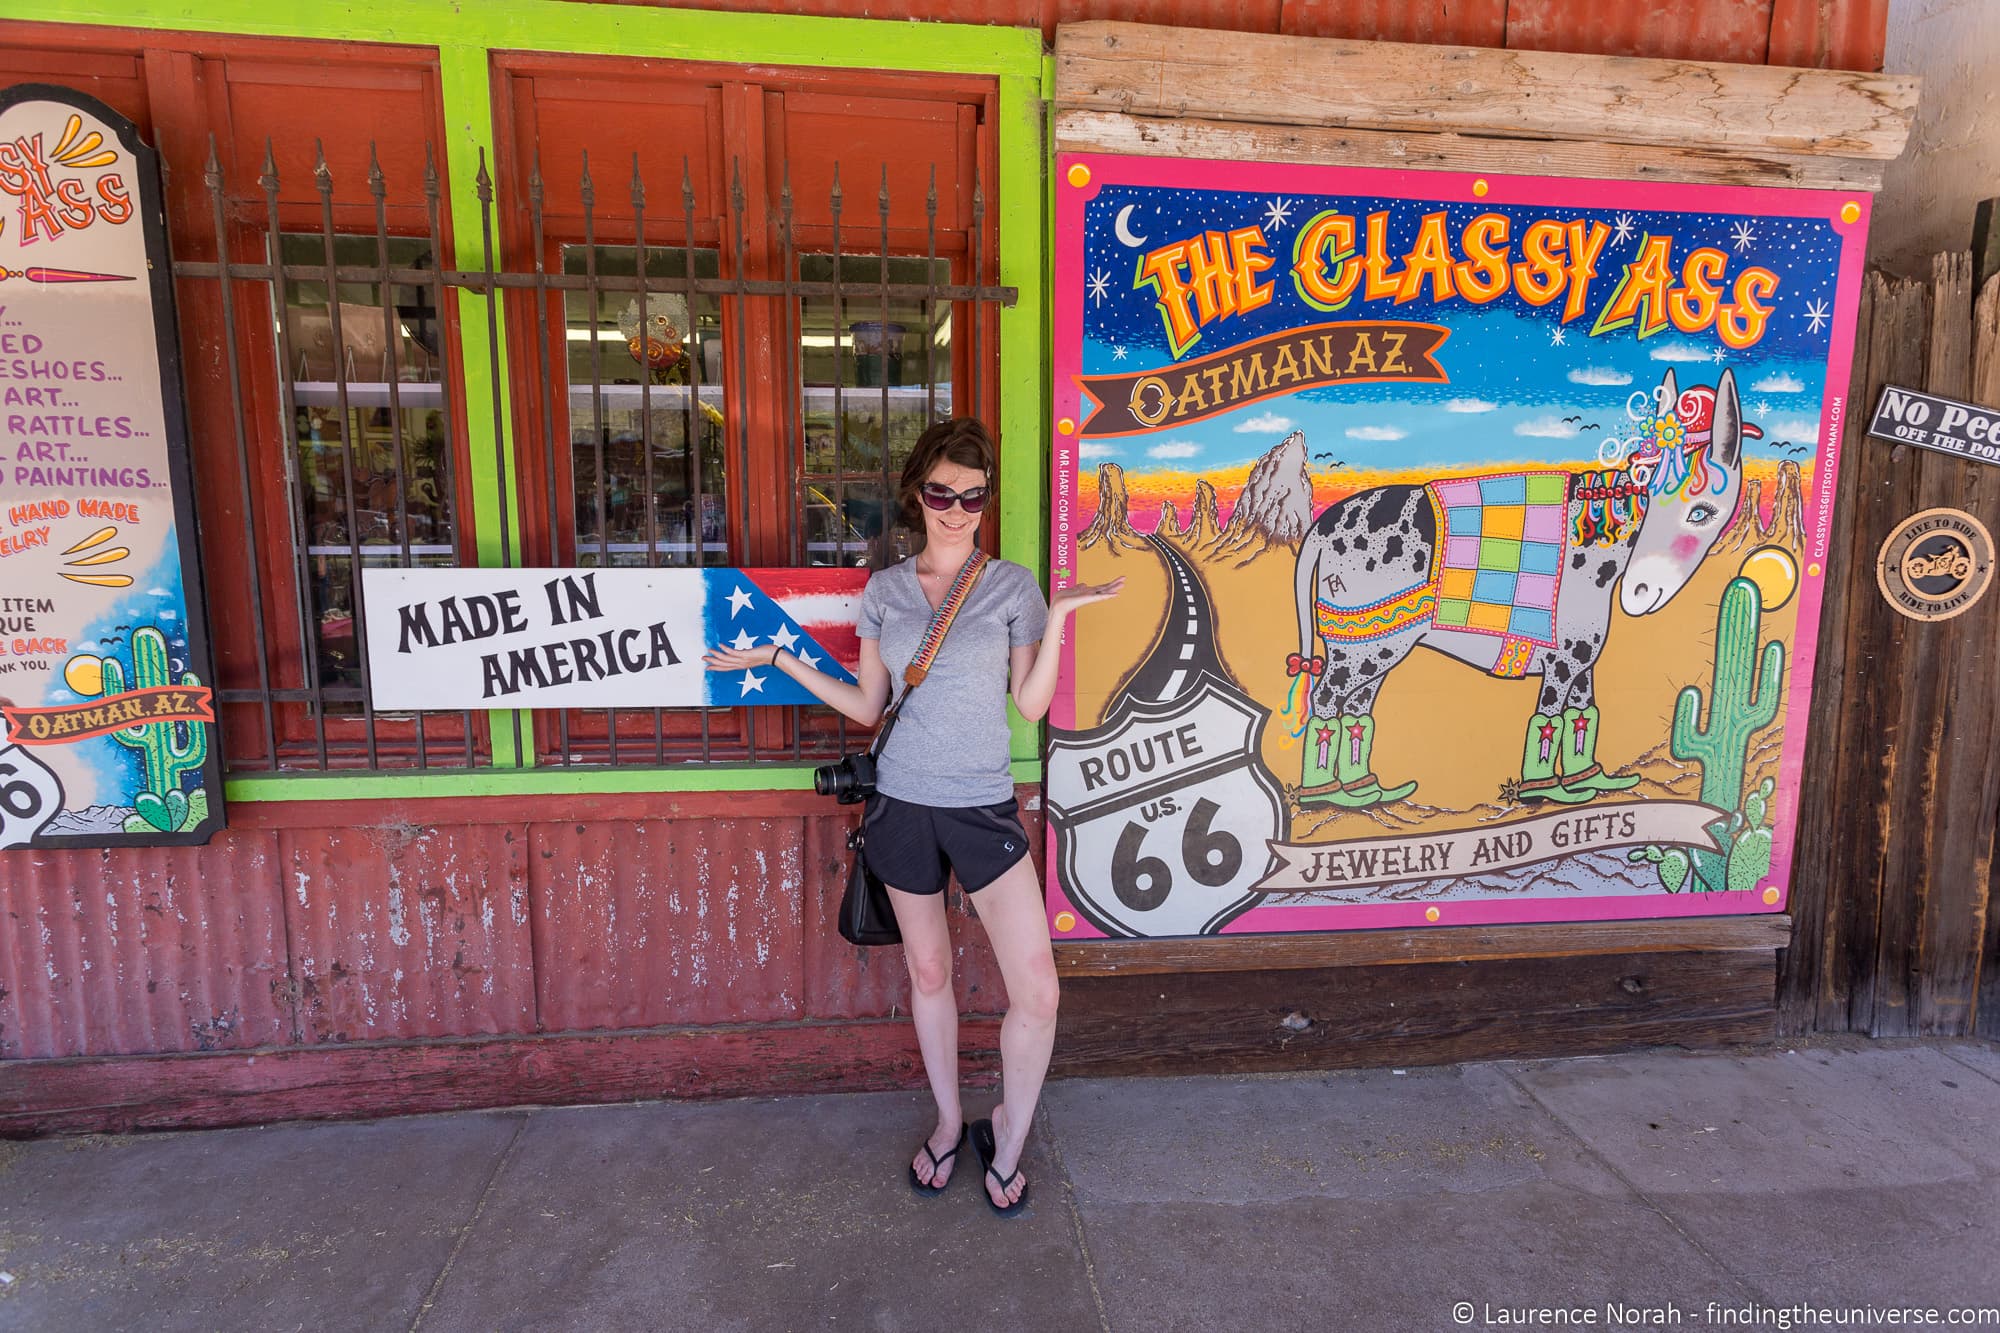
1045;151;1870;940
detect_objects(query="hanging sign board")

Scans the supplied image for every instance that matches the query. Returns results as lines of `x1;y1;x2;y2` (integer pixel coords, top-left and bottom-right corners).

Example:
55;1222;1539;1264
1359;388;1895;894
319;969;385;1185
1866;385;2000;467
0;84;224;850
362;566;867;710
1048;152;1871;939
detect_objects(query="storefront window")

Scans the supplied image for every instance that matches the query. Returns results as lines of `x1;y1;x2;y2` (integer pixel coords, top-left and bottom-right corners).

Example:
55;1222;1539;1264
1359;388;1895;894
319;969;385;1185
281;233;458;712
798;253;953;567
561;244;727;567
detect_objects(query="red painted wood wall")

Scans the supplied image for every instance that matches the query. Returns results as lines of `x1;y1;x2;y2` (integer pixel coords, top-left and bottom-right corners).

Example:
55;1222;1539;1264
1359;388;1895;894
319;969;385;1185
0;0;1890;1132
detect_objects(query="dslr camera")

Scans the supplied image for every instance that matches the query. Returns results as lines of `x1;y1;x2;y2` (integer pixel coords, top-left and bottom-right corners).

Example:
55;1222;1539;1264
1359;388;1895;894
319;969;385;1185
814;751;878;805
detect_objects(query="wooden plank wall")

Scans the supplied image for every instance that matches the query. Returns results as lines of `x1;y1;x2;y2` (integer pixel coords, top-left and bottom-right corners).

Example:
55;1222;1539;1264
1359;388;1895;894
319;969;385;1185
1780;264;2000;1038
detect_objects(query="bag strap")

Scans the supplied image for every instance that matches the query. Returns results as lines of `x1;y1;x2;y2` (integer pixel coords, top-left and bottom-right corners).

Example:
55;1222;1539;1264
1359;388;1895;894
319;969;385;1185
870;549;989;757
905;549;988;688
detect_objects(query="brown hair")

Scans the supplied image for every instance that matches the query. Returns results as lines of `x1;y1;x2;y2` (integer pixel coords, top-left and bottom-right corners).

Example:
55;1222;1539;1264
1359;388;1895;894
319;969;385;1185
896;418;994;542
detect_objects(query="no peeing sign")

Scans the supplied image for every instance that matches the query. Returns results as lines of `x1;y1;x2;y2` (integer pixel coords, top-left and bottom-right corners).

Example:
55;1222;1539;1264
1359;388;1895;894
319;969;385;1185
1867;385;2000;467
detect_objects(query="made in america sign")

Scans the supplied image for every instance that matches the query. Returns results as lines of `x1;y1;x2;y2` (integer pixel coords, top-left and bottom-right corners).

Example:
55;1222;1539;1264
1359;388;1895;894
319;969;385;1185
362;567;866;710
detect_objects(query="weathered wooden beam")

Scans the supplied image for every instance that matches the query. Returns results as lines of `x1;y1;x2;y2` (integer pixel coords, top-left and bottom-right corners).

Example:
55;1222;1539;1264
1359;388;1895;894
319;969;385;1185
1974;199;2000;302
1975;273;2000;409
1780;277;1877;1038
1055;913;1793;977
1055;109;1887;193
1906;252;1998;1038
1055;21;1918;164
0;1017;1006;1138
1826;271;1933;1036
1055;948;1777;1078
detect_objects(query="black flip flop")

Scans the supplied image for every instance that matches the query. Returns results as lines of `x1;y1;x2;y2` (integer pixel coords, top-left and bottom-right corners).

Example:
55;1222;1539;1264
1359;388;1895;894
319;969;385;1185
969;1118;1029;1217
909;1125;967;1196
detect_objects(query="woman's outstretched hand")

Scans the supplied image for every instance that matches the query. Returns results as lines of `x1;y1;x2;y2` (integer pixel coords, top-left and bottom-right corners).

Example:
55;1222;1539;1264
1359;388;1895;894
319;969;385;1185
701;643;779;673
1050;576;1124;619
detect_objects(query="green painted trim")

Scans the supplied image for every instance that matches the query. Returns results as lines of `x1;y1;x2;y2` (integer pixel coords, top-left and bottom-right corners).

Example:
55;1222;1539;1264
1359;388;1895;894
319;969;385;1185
997;73;1048;766
17;0;1050;792
224;756;1043;802
22;0;1043;76
436;44;532;767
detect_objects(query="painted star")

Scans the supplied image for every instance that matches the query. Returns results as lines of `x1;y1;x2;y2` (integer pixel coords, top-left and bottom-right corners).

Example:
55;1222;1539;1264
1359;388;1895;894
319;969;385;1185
1611;212;1636;246
1262;196;1295;231
1086;266;1111;307
1802;299;1832;335
1730;220;1758;253
729;627;758;651
1710;345;1727;364
1549;326;1568;347
795;647;821;670
738;670;767;697
769;624;800;652
1754;400;1772;417
1112;345;1128;361
726;584;753;617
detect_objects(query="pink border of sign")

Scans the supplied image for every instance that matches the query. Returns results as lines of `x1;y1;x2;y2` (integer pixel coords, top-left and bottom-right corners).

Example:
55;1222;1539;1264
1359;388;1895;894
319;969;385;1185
1046;151;1872;941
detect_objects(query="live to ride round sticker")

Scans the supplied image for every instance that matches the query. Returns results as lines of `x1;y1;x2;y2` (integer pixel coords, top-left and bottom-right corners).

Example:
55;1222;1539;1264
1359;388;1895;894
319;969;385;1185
1875;508;1994;623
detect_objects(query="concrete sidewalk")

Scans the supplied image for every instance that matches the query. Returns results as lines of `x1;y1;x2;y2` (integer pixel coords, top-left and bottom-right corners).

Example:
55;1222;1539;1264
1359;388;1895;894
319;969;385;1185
2;1039;1997;1332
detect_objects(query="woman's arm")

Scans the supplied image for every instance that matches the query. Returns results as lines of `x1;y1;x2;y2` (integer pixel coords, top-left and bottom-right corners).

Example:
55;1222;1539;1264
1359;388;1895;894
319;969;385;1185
701;636;893;727
1008;578;1122;723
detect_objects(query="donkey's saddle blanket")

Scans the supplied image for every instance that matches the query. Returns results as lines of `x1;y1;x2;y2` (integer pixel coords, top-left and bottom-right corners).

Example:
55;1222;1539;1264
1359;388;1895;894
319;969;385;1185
1315;472;1571;648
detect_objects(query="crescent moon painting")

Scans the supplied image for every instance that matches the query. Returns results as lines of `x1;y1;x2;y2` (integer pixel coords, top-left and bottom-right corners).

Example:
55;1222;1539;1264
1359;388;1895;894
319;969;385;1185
1113;203;1148;248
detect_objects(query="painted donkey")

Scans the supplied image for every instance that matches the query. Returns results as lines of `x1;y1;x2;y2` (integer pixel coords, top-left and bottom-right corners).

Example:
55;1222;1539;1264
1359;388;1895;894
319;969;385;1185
1288;368;1750;808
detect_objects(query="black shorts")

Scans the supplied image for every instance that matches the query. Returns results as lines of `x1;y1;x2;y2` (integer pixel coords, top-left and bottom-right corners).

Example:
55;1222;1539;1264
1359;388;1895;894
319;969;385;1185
861;792;1030;896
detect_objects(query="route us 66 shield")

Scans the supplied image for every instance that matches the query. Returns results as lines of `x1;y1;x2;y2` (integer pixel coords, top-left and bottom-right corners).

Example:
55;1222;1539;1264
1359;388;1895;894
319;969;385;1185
0;719;65;851
1046;673;1283;937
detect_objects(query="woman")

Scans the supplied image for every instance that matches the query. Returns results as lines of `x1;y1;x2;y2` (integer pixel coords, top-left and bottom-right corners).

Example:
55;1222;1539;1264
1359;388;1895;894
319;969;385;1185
704;418;1119;1215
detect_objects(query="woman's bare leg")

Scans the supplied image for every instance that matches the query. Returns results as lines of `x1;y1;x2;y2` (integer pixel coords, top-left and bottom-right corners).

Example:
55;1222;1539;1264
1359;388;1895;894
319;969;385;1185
967;855;1060;1207
888;885;962;1186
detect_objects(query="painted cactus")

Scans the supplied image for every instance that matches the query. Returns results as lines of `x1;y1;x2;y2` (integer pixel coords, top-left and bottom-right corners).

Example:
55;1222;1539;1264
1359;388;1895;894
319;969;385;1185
1670;576;1784;890
1725;776;1777;894
103;626;208;832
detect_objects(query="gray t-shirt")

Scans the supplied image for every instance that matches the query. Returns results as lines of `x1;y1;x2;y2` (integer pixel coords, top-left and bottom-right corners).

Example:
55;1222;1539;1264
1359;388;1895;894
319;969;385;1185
856;556;1048;807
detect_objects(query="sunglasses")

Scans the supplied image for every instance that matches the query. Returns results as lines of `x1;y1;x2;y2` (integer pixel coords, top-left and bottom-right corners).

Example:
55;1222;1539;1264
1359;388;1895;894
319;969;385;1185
919;482;991;515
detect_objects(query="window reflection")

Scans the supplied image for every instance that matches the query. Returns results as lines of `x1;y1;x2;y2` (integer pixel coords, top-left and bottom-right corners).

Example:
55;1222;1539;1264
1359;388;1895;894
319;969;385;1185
798;254;952;567
281;234;457;709
561;245;727;567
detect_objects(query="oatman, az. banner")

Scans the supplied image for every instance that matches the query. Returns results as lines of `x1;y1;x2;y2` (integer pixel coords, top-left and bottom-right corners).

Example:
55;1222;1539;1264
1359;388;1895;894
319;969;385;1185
1046;153;1870;940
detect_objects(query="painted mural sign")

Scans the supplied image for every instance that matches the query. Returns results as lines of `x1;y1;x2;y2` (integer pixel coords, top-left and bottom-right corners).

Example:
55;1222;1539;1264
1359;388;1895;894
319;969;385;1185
1048;152;1870;939
363;566;866;710
0;85;223;850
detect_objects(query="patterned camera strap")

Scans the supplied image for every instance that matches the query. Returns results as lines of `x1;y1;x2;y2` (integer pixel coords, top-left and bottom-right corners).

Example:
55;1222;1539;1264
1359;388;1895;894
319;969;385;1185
869;550;987;759
904;549;989;688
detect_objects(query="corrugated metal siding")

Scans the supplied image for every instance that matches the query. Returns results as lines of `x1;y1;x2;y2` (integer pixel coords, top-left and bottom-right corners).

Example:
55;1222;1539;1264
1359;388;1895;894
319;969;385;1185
529;817;808;1030
282;824;536;1043
1279;0;1507;45
1768;0;1887;69
565;0;1885;69
1054;0;1285;32
0;835;291;1059
1502;0;1774;63
800;811;911;1019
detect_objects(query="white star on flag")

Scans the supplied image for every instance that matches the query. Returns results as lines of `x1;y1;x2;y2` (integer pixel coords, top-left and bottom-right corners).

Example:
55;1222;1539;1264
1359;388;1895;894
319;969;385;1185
770;624;800;652
727;585;754;617
795;648;820;670
738;671;767;696
729;627;759;651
